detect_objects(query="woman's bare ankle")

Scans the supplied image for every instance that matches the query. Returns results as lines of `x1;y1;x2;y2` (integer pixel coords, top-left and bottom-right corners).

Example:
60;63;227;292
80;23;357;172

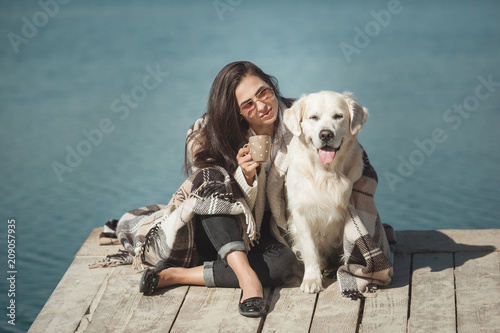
156;267;178;289
239;275;263;301
155;265;205;289
225;250;264;301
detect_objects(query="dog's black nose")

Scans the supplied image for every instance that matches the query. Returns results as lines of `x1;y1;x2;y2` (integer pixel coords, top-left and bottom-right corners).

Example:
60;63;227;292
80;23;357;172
319;130;334;142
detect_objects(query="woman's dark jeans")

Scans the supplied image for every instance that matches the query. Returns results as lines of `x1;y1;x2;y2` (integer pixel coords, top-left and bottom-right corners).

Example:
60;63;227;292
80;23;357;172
195;214;298;288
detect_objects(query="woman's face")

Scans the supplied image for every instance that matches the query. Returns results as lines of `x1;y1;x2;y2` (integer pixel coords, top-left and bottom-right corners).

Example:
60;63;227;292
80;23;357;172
235;74;279;134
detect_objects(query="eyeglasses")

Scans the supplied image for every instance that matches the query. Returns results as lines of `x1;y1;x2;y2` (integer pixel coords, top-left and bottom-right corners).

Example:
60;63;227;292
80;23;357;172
240;87;275;118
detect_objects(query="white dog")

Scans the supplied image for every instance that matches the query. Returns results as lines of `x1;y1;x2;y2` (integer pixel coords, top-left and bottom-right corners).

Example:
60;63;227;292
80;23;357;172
284;91;368;293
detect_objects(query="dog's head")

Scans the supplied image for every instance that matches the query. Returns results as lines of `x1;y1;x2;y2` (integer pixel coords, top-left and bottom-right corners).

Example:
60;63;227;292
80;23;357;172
284;91;368;164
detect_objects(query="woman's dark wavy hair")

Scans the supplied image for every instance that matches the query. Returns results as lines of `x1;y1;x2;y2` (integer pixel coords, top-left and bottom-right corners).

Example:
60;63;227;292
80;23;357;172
184;61;292;176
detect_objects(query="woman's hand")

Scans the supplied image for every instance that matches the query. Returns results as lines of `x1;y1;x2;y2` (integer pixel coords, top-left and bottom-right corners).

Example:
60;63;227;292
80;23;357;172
237;145;259;186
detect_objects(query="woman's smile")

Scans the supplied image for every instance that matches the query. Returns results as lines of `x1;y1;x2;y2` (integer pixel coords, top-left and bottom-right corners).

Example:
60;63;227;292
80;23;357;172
235;75;279;135
259;107;273;119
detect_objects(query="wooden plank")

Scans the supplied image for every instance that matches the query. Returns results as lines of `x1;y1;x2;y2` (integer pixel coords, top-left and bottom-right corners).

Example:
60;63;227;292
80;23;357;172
396;229;499;254
360;253;411;332
83;265;143;332
309;280;360;333
29;228;500;333
74;226;191;331
408;253;456;333
123;285;189;333
76;227;123;257
170;286;265;333
262;279;317;333
455;251;500;332
28;257;114;333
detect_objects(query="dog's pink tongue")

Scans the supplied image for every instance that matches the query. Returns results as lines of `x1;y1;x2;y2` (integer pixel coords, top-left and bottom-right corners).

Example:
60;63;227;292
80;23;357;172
319;147;336;164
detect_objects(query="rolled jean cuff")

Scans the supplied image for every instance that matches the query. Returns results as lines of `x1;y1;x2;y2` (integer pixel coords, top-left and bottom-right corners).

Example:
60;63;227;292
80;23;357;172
218;241;247;260
203;261;216;287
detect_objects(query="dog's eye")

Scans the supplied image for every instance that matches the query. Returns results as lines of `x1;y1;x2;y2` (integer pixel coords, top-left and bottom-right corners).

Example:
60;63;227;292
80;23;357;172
309;115;318;121
334;114;343;120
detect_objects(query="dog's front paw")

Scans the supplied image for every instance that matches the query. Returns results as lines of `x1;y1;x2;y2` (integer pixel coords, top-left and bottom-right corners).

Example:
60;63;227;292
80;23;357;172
300;278;324;294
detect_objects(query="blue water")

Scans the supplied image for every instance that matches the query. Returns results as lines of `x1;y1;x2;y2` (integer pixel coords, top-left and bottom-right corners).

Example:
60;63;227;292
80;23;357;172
1;0;499;331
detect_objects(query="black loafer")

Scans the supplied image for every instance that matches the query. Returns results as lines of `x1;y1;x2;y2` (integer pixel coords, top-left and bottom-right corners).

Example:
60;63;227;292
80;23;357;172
139;268;159;295
238;297;266;317
139;260;175;296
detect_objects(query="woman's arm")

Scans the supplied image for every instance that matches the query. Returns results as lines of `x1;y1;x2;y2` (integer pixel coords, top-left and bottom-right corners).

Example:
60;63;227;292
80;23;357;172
234;165;258;211
235;145;260;211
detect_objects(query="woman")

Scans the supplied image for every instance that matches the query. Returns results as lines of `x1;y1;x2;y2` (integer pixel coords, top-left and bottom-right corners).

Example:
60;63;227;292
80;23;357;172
137;61;298;318
103;61;392;318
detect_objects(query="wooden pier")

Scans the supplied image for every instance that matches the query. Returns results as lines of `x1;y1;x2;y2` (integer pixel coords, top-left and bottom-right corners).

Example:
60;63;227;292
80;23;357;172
29;228;500;332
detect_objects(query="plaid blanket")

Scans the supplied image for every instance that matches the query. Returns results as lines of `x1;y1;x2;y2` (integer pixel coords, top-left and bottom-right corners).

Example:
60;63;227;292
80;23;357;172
336;152;395;299
90;143;394;300
89;167;257;270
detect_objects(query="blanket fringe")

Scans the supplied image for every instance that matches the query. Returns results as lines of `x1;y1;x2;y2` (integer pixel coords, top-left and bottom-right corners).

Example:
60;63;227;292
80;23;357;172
88;249;133;269
132;254;145;272
132;220;163;271
342;289;364;300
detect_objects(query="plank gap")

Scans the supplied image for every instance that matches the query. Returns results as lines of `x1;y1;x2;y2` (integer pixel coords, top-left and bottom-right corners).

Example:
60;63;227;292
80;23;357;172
307;292;320;333
74;304;91;333
408;253;456;332
75;264;116;332
168;285;191;333
453;253;458;333
355;297;365;333
359;254;411;332
256;286;275;333
406;253;414;333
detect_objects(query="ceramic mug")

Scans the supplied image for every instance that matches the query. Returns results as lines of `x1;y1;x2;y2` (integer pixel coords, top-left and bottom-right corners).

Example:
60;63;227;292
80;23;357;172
247;135;271;163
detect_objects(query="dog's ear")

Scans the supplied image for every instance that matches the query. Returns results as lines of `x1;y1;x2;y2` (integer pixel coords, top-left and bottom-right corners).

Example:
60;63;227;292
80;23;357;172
284;96;306;136
343;91;368;135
